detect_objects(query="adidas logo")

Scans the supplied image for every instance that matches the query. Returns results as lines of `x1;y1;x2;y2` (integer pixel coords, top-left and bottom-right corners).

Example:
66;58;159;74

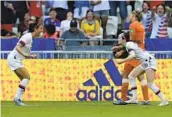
76;59;131;101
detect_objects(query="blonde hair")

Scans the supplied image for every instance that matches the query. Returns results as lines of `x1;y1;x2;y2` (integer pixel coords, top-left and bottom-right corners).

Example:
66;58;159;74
132;10;143;22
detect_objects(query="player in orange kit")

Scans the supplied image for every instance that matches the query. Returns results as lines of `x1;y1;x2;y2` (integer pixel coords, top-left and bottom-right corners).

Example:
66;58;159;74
113;10;149;105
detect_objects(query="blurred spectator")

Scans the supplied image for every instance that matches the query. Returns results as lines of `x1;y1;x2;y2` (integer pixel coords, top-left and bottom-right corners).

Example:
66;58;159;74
36;16;43;25
127;1;135;11
68;1;75;13
91;0;110;39
109;1;128;30
166;5;172;38
44;1;54;15
150;4;168;38
0;29;17;39
44;24;58;39
81;9;101;46
149;0;164;10
60;12;73;37
1;1;14;32
52;0;68;22
74;0;90;22
44;8;61;32
61;19;86;46
142;1;152;38
9;1;28;24
134;0;143;11
18;12;35;36
26;1;43;18
165;1;172;8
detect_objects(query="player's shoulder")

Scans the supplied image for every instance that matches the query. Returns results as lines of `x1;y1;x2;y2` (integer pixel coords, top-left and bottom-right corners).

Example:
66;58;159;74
126;41;136;48
129;22;136;29
136;22;145;31
23;33;32;38
20;33;32;41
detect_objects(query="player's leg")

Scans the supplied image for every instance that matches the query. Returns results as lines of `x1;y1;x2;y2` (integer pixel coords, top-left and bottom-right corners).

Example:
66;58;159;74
121;63;134;101
126;65;145;103
146;68;168;106
113;63;131;105
133;60;149;104
13;67;30;106
137;74;150;104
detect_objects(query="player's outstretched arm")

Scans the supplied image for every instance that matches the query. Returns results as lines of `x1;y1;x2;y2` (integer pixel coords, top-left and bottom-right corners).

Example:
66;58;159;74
115;51;136;64
111;45;124;52
15;44;36;59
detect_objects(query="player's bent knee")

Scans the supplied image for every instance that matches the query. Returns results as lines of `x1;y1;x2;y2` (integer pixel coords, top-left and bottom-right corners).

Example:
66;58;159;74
128;73;135;79
147;82;153;88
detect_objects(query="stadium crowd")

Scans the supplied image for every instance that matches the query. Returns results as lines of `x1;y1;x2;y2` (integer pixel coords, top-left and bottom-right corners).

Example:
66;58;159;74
1;0;172;45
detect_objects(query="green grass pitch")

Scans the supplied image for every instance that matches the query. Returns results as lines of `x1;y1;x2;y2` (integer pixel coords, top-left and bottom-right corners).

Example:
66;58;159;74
1;101;172;117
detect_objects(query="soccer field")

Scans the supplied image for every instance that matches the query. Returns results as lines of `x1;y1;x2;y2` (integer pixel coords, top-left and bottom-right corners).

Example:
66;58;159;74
1;101;172;117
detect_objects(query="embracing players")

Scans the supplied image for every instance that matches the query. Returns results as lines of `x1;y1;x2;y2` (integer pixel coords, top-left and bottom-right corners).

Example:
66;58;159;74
114;34;168;106
113;10;149;105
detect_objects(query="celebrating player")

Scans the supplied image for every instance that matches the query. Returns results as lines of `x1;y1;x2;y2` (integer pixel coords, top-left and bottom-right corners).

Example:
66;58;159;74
115;36;169;106
7;23;44;106
112;10;149;105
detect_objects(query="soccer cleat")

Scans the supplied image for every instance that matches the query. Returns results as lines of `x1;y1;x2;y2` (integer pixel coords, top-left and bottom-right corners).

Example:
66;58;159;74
125;98;138;104
138;101;151;105
113;100;127;105
158;100;169;106
14;97;26;106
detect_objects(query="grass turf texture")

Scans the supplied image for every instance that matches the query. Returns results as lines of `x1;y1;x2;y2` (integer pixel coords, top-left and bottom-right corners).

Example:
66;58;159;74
1;101;172;117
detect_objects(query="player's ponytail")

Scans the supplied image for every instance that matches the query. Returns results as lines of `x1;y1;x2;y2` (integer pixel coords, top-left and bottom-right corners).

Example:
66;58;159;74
29;23;42;32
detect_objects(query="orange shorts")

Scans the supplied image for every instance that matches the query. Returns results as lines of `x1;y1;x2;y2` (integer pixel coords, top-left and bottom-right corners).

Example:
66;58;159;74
124;59;141;73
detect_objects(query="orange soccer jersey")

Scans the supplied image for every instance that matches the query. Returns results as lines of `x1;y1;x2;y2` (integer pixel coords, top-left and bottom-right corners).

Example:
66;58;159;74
124;21;146;72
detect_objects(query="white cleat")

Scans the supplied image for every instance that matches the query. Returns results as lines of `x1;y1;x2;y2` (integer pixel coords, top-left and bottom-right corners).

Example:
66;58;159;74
14;97;26;106
125;98;138;104
158;100;169;106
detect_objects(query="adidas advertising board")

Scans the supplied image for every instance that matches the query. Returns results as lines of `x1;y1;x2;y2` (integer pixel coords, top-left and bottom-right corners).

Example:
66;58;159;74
76;59;132;101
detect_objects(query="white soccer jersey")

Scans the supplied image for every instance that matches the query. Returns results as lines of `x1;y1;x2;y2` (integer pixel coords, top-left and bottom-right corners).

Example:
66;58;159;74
125;42;155;63
10;33;33;60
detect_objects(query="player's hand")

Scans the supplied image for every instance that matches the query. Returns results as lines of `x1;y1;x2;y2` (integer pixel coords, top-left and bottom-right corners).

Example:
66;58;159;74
25;54;37;59
111;46;118;52
115;59;124;64
30;54;37;59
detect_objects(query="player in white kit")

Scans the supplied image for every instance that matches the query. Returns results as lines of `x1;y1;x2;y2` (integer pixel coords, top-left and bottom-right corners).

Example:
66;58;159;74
115;36;168;106
7;23;43;106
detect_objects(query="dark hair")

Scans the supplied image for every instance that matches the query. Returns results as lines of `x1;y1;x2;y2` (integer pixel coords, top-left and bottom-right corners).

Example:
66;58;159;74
49;8;56;13
156;4;166;13
142;1;150;10
132;10;143;22
70;19;77;27
29;23;42;32
45;24;56;35
86;9;95;19
121;31;130;42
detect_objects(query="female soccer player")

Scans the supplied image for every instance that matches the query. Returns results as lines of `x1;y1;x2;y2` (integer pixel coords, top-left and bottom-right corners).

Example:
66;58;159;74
115;37;168;106
7;23;44;106
113;10;149;105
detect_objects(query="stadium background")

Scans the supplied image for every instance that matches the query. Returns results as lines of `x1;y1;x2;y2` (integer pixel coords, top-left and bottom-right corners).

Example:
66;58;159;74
1;0;172;102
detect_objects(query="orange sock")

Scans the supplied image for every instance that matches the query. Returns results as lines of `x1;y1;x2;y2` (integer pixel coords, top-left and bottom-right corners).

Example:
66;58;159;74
121;79;129;101
141;85;149;101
